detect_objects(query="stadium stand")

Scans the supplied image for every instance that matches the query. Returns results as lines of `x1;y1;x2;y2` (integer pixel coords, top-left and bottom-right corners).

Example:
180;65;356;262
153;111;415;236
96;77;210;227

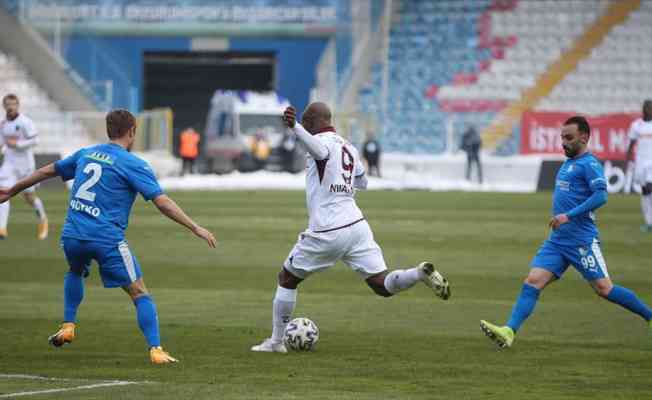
537;0;652;115
0;50;90;152
358;0;649;155
359;0;503;154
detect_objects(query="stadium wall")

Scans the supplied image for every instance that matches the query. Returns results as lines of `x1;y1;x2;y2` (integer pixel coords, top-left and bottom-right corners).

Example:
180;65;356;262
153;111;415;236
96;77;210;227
63;36;327;114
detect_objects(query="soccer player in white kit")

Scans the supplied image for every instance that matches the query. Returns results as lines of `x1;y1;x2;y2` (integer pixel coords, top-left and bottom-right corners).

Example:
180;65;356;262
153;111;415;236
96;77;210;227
251;103;451;353
627;99;652;232
0;94;48;239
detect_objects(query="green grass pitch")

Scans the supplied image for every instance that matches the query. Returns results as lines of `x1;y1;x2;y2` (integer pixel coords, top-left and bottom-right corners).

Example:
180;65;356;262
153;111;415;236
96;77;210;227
1;190;651;399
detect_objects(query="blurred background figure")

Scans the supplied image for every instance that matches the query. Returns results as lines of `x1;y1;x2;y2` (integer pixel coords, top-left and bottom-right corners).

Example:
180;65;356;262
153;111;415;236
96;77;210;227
362;133;381;177
179;127;200;176
627;99;652;232
460;125;483;184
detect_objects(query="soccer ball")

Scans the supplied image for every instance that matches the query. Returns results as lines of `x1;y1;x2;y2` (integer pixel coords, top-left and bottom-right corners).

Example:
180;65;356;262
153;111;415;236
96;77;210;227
283;317;319;351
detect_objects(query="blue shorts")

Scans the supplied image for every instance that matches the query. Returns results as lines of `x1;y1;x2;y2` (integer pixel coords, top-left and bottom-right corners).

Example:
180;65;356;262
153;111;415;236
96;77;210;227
61;237;143;288
530;238;609;281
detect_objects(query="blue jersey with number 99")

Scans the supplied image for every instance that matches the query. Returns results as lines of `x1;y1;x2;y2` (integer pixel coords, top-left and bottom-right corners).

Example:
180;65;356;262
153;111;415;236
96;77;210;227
54;143;163;243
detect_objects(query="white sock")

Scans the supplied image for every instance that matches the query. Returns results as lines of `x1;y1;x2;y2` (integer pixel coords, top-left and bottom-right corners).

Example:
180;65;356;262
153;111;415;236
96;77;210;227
384;267;424;295
643;194;652;225
0;201;9;230
271;286;296;343
33;197;47;222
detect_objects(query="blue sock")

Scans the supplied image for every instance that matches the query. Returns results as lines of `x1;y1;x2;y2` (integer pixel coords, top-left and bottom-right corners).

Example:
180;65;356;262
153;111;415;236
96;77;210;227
506;283;541;332
63;271;84;322
133;295;161;348
606;285;652;321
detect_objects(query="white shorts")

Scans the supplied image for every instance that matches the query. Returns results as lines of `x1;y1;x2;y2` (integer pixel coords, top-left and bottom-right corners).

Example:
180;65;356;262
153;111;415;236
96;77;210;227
283;219;387;279
0;161;36;193
634;161;652;185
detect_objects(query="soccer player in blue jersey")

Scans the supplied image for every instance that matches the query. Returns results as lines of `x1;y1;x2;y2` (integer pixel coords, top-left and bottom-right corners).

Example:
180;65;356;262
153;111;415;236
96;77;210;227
0;109;216;363
480;116;652;348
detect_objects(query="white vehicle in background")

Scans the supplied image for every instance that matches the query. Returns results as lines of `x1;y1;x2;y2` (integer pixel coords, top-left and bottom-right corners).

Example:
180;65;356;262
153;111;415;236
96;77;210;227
203;90;305;174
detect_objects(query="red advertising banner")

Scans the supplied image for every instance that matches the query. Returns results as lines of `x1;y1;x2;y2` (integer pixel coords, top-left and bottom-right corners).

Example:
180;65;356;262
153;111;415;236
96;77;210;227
520;111;638;160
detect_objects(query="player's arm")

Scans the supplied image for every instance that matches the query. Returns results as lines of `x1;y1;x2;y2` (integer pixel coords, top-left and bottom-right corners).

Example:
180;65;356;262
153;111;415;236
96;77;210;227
152;194;216;248
0;163;57;202
353;147;368;190
626;121;639;162
10;119;38;149
354;173;368;190
549;162;608;229
15;135;37;150
626;139;637;162
282;107;329;160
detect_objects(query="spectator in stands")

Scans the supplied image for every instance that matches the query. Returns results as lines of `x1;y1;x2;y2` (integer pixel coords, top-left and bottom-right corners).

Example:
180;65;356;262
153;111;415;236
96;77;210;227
460;125;483;184
179;127;200;176
363;133;382;177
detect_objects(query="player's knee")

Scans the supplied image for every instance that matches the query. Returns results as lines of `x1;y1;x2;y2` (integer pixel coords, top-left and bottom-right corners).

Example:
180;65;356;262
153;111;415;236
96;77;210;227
593;282;613;298
278;268;302;289
524;275;545;289
124;280;149;299
366;275;393;297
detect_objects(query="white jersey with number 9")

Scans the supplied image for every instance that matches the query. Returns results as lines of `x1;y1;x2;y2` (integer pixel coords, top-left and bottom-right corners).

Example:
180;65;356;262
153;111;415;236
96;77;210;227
304;130;365;233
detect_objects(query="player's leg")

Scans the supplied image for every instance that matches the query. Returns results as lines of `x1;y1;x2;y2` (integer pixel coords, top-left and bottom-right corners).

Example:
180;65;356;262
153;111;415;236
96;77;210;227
49;238;91;347
576;239;652;323
0;163;14;238
97;241;176;363
121;278;177;364
0;199;9;239
592;277;652;322
481;241;565;348
366;262;450;299
21;190;48;240
344;221;450;299
252;231;334;353
640;181;652;232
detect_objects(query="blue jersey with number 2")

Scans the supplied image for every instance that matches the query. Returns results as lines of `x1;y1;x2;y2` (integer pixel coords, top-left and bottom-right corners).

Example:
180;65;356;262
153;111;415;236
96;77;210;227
54;143;163;243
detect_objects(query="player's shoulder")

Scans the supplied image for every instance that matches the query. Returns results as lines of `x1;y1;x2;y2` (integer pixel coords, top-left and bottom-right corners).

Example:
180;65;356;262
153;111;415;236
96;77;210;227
580;153;603;171
16;113;34;125
630;118;645;129
118;151;155;173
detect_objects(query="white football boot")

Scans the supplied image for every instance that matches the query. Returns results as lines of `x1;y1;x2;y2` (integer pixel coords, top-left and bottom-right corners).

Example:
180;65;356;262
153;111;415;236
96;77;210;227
418;262;451;300
251;338;288;353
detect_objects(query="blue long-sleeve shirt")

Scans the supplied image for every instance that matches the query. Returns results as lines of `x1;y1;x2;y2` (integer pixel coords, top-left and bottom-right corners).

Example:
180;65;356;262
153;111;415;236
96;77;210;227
549;152;608;246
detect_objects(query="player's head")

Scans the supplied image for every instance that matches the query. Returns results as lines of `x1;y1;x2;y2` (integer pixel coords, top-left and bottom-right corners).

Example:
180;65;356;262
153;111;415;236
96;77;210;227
561;116;590;158
301;102;332;135
2;94;19;120
106;109;137;151
643;99;652;122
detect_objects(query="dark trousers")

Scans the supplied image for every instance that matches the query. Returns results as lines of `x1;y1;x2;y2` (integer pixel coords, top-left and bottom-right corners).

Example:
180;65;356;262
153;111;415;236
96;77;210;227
366;159;381;177
465;152;482;183
182;157;196;176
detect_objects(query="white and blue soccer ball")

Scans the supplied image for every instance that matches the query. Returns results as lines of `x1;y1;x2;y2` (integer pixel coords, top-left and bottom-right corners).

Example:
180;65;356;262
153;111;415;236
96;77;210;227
283;317;319;351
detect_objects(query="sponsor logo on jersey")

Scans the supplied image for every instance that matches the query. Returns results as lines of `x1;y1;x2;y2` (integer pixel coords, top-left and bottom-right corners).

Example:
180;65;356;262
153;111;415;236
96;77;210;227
85;152;114;165
69;199;101;217
556;180;570;191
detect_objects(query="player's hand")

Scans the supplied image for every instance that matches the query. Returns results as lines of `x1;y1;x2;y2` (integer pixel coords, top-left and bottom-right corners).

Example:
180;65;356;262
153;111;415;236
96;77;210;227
282;106;296;128
5;138;17;148
0;188;11;204
548;214;569;230
192;225;217;248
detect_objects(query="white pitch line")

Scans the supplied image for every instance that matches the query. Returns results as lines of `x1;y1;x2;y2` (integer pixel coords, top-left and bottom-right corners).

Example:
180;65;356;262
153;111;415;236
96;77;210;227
0;374;143;398
0;381;137;398
0;374;78;382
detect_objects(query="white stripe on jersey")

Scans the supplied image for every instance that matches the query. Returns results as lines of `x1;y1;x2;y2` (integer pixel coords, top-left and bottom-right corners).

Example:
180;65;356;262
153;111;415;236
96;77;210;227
118;241;138;282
